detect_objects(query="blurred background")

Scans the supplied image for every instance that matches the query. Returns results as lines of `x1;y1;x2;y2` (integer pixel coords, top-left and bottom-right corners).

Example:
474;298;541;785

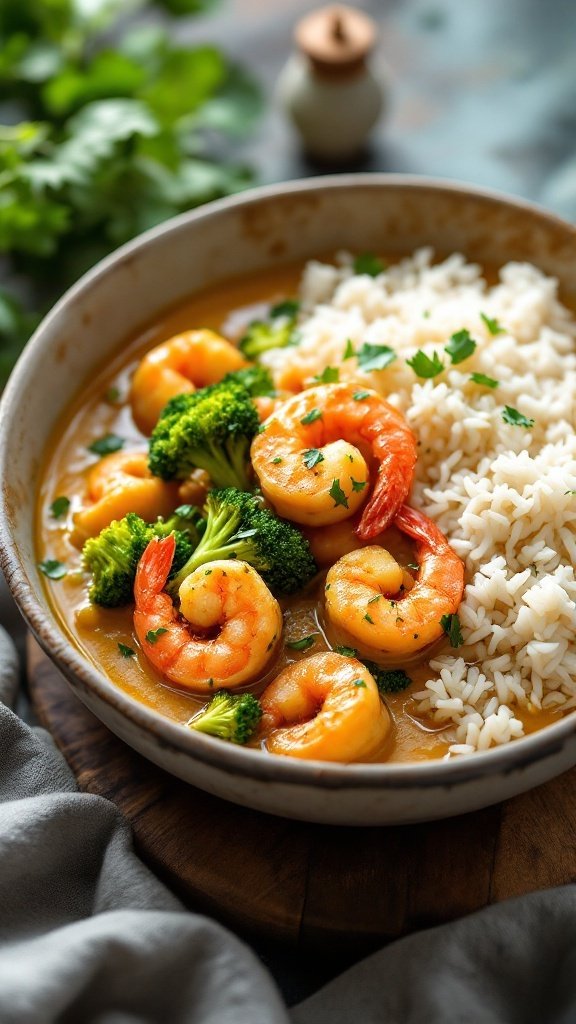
3;0;576;389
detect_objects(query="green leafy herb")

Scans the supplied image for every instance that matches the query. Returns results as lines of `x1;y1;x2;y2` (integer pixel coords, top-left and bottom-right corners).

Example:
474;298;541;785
445;328;476;365
565;490;576;496
105;386;120;403
303;448;325;470
50;495;70;519
343;339;355;359
357;343;396;372
368;594;381;604
270;299;300;319
118;642;135;658
480;312;504;335
351;478;367;492
271;456;282;464
470;372;499;389
38;558;66;579
286;634;318;652
440;613;464;648
364;613;375;624
335;645;358;658
353;390;370;401
502;406;535;429
313;366;339;384
329;478;349;508
352;678;367;688
353;253;385;276
300;408;322;426
88;434;125;456
406;350;444;378
146;627;168;644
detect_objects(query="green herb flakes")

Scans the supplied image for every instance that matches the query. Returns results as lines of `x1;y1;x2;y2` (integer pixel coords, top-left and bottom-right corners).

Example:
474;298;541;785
118;643;135;658
271;456;283;464
50;496;70;519
88;433;124;457
270;299;300;319
343;339;355;359
502;406;535;429
303;448;325;470
353;253;385;276
146;627;168;645
445;328;476;365
329;478;349;508
406;350;444;378
480;312;504;335
352;678;367;688
470;372;499;389
357;343;396;372
105;386;120;404
286;634;318;652
351;478;367;492
364;613;375;624
38;559;67;580
367;594;381;604
313;366;339;384
353;390;370;401
335;645;358;658
440;613;464;648
300;408;322;426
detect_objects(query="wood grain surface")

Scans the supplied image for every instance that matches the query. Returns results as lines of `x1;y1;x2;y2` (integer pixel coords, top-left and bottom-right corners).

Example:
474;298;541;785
28;638;576;954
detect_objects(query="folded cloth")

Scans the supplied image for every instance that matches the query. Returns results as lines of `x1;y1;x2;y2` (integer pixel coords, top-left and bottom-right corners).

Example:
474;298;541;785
2;622;576;1024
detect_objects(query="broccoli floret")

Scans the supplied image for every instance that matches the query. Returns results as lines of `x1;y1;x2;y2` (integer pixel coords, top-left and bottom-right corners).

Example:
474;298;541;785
365;663;412;694
82;507;205;607
222;365;275;397
148;380;259;490
239;300;300;360
168;487;317;597
188;690;262;744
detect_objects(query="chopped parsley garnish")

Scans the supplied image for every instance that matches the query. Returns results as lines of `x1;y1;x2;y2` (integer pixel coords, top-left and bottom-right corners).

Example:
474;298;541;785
105;386;120;404
353;253;385;276
353;390;370;401
329;478;349;508
440;613;464;648
351;478;367;492
146;627;168;645
352;678;367;688
444;328;477;365
480;312;504;335
368;594;381;604
335;645;358;658
313;365;339;384
565;490;576;496
118;643;135;658
303;448;325;469
501;406;534;429
270;299;300;319
357;342;396;372
88;433;124;457
50;496;70;519
364;613;375;624
343;339;355;359
272;456;283;464
301;408;322;425
470;372;499;389
38;559;67;580
406;350;444;378
286;634;318;652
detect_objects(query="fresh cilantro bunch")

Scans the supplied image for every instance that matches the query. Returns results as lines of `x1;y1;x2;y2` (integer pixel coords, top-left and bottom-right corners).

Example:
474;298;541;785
0;0;262;385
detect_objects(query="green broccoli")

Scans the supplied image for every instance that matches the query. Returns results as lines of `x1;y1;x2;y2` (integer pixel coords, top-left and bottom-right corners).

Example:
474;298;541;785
365;663;412;694
82;506;205;607
148;379;259;490
188;690;262;744
239;299;300;360
222;365;275;397
168;487;317;597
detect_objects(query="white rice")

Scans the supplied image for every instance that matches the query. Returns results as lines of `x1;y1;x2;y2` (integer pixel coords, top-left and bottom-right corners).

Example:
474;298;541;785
264;249;576;756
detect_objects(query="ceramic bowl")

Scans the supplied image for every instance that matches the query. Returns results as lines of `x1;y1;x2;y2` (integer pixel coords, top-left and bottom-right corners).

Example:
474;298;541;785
2;175;576;825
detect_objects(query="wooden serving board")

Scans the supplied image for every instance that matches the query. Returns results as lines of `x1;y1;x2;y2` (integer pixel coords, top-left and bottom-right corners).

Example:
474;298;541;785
28;637;576;955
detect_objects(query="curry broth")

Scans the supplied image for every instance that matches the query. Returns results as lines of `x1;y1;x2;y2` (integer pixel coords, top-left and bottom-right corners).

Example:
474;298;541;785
36;261;560;763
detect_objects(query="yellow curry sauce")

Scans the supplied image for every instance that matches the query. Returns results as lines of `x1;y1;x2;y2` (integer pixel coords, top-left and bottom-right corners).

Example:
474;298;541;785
36;263;560;763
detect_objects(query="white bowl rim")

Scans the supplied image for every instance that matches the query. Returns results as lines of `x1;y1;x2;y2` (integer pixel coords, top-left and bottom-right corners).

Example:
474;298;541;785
2;172;576;790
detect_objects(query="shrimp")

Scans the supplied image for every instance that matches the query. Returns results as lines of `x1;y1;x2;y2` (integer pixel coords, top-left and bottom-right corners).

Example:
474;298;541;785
250;383;417;538
324;505;465;657
72;451;180;543
133;535;283;693
130;329;246;434
259;652;390;762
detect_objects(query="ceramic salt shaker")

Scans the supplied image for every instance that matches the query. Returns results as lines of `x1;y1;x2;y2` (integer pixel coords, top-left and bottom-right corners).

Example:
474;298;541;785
276;4;386;161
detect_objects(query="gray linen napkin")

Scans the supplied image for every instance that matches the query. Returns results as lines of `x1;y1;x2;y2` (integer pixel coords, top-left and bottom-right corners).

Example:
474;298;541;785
2;622;576;1024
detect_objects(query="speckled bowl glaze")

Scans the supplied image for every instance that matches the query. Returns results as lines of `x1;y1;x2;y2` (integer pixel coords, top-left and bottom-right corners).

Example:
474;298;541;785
2;175;576;825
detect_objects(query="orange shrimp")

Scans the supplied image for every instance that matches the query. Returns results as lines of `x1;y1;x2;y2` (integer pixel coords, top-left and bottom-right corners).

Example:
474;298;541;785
324;505;465;657
259;652;390;762
130;329;246;434
133;535;282;693
250;383;417;539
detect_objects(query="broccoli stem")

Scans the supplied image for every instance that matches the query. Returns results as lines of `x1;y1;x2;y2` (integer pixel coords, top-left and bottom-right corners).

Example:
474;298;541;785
168;503;244;595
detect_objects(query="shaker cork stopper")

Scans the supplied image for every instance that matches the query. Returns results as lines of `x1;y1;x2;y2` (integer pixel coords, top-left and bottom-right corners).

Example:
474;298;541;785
295;5;377;77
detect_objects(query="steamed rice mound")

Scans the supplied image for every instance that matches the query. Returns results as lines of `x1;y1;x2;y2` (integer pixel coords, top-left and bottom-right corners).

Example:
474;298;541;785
263;249;576;756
